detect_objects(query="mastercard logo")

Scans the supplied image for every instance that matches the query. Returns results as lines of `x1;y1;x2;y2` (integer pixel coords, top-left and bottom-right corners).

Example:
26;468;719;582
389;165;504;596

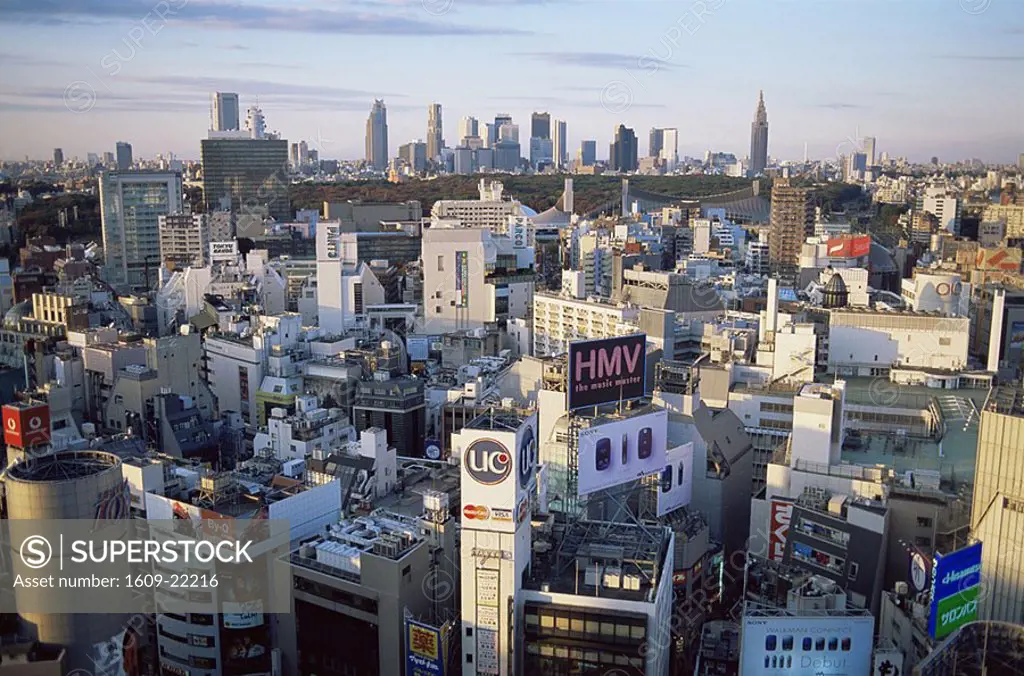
463;505;490;520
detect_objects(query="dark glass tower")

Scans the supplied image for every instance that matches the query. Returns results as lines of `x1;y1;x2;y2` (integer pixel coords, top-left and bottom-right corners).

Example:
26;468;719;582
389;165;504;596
749;90;769;176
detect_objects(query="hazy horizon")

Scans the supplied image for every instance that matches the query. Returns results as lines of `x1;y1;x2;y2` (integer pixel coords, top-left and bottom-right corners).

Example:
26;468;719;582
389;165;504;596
1;0;1022;165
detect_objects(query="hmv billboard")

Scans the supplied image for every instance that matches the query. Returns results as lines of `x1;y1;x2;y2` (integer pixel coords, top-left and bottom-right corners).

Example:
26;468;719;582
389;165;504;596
568;334;647;410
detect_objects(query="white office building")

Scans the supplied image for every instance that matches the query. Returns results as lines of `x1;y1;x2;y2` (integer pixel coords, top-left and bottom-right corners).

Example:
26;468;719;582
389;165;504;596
532;292;639;357
421;224;535;334
430;180;533;234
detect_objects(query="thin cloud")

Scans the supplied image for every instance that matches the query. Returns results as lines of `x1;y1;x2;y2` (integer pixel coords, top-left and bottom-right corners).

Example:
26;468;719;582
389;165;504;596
0;0;528;36
815;103;863;110
517;51;680;71
936;54;1024;61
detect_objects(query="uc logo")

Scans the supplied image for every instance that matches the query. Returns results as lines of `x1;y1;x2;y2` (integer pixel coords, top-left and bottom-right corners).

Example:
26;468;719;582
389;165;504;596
465;439;511;485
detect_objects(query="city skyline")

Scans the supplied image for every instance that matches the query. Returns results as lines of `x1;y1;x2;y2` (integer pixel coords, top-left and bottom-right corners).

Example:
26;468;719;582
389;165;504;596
0;0;1021;164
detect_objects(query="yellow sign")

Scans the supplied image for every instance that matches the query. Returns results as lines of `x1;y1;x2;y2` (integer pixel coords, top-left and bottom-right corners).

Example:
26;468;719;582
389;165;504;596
409;623;439;660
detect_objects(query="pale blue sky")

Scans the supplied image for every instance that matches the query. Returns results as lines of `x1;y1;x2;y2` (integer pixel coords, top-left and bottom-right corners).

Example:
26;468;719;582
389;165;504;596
0;0;1021;163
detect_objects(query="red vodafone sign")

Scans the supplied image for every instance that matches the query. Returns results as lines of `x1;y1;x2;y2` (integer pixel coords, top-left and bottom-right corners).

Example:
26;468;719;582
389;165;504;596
3;403;51;449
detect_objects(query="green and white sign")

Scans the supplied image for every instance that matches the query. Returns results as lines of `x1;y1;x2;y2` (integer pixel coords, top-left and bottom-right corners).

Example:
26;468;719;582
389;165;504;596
933;585;979;639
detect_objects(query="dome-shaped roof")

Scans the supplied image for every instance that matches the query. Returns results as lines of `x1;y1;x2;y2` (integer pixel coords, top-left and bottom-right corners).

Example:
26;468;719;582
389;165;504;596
822;272;849;309
3;301;32;329
824;272;848;295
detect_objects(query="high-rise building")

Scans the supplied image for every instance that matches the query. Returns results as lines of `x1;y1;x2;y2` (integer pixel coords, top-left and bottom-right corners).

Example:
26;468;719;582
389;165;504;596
529;137;553;169
103;151;115;166
52;148;63;167
579;140;597;167
768;177;813;281
201;138;289;220
245;104;266;139
749;90;769;176
427;103;443;162
862;136;876;166
552;119;567;170
211;91;240;131
100;170;183;289
494;113;513;135
483;123;496;149
159;213;211;269
610;125;638;172
971;386;1024;623
651;128;679;171
115;141;133;171
531;112;551;140
499;122;519;144
399;140;427;173
1018;153;1024;171
459;116;479;144
365;99;389;170
649;128;664;159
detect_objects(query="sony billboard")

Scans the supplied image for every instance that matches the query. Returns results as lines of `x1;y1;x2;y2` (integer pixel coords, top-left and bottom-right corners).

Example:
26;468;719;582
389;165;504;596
568;334;646;410
577;408;667;496
657;442;694;517
740;613;874;676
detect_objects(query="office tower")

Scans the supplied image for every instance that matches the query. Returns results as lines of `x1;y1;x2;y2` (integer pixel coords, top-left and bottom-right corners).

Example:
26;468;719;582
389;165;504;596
529;137;554;169
459;116;479;144
552;119;567;170
427;103;443;162
499;122;519;143
454;147;475;175
201;138;289;220
100;170;183;288
649;128;664;159
610;125;639;172
115;141;133;171
399;140;427;173
531;112;551;140
159;213;210;269
299;140;309;167
245;104;266;139
579;140;597;167
768;177;813;280
862;136;876;166
290;142;300;168
102;151;115;166
971;387;1024;623
1019;153;1024;171
211;91;240;131
365;99;389;170
483;123;496;148
659;128;679;171
87;152;99;166
749;90;769;176
52;148;63;166
494;113;513;134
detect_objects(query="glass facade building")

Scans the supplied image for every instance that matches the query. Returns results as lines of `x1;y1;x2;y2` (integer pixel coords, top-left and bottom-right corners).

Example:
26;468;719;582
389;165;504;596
200;138;290;221
99;171;182;290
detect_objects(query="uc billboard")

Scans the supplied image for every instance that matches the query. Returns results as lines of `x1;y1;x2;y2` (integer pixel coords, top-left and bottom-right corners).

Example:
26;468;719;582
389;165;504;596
929;542;982;639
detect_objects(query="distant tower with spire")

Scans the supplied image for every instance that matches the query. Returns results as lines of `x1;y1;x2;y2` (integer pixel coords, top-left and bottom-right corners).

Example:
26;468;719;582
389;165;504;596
749;90;769;177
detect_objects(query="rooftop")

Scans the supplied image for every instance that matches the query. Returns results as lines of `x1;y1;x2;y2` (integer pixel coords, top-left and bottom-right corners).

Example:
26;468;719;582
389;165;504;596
525;517;671;603
985;386;1024;417
288;510;423;583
